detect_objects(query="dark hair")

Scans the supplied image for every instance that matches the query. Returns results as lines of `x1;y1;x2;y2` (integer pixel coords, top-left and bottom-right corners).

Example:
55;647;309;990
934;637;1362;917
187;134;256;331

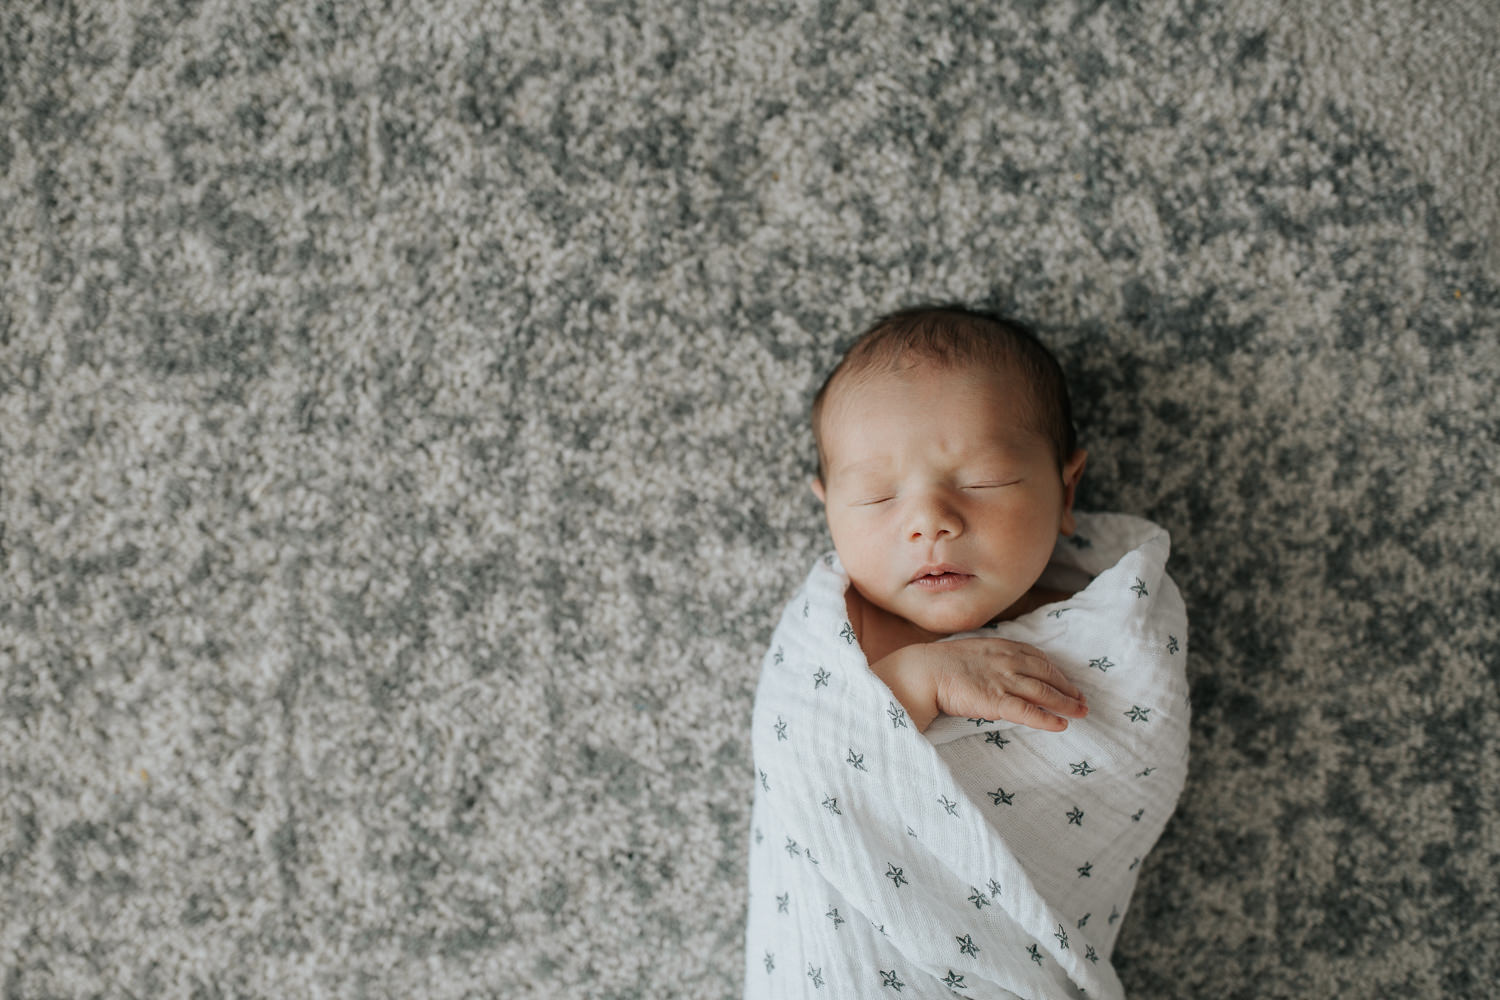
811;305;1078;480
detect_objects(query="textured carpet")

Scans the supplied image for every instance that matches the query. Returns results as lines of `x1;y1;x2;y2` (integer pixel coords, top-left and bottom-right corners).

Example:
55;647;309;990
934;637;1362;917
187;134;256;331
2;1;1497;997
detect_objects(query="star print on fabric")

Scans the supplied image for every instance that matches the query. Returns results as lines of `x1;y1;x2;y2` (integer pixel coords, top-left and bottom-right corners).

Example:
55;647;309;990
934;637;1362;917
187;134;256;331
764;952;774;973
813;667;830;689
827;907;845;929
1066;807;1084;826
906;825;918;838
888;702;908;728
989;787;1015;806
805;848;820;866
1131;808;1144;822
942;970;967;990
938;795;959;816
839;621;857;645
1077;913;1090;928
774;646;784;665
967;718;995;726
754;827;763;845
986;878;1003;898
1070;760;1097;777
968;887;991;909
1086;945;1099;963
1124;705;1152;723
823;796;842;815
880;969;905;991
1088;656;1115;673
803;600;810;618
1131;577;1149;598
808;965;824;989
1130;857;1141;870
1077;862;1094;878
784;837;801;858
776;893;790;914
1046;607;1069;618
885;863;909;888
1027;944;1044;965
847;749;867;771
956;934;980;957
774;716;788;740
1136;767;1156;778
1109;906;1120;924
984;732;1011;749
1054;924;1069;949
1167;635;1179;654
759;769;769;791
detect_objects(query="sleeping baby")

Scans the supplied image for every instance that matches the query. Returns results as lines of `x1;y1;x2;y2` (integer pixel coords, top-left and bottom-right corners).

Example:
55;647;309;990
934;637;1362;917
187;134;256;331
744;306;1190;999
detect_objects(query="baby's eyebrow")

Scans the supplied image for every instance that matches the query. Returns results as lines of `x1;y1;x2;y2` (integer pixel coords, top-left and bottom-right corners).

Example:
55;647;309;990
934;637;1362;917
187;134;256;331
826;455;893;480
838;438;1028;473
828;452;894;485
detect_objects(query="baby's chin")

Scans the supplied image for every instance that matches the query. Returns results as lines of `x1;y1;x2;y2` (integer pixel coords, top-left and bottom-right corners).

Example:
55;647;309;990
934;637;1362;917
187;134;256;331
902;603;1008;638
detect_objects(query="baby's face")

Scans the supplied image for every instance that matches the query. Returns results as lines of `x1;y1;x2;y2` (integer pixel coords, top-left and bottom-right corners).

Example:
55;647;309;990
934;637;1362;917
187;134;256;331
813;364;1085;638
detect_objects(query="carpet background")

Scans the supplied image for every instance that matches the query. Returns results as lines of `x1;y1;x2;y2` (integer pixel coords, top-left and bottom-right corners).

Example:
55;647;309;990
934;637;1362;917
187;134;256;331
3;1;1497;997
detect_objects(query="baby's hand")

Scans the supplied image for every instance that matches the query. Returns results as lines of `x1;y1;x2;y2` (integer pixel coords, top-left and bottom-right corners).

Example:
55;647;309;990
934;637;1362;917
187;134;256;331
880;638;1088;733
928;638;1087;731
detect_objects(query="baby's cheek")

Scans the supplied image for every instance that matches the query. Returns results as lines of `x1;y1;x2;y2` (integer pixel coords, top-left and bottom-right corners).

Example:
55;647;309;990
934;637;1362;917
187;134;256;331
830;535;882;583
844;570;887;609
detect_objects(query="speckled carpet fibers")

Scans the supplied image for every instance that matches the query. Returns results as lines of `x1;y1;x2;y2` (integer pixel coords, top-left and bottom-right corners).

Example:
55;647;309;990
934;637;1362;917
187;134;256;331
2;1;1497;997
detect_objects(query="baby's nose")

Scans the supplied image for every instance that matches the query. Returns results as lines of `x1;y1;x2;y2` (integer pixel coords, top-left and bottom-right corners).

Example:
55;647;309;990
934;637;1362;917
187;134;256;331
906;495;963;540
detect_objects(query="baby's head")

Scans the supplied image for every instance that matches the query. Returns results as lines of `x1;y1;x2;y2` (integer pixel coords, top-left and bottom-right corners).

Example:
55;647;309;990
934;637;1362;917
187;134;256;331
810;306;1087;637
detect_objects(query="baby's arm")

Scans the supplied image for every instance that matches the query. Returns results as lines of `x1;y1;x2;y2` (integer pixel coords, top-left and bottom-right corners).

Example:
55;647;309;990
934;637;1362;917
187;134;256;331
868;638;1088;733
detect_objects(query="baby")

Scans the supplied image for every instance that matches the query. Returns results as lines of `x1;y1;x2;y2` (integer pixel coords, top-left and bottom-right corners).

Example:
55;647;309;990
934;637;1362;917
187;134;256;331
745;304;1189;999
809;304;1090;733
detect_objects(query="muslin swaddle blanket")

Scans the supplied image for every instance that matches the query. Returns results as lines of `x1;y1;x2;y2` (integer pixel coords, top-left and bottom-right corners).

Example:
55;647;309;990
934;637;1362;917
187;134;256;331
744;512;1189;999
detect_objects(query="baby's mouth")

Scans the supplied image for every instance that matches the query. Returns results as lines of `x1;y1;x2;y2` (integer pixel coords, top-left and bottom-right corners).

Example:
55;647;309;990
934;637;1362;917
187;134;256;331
910;569;975;592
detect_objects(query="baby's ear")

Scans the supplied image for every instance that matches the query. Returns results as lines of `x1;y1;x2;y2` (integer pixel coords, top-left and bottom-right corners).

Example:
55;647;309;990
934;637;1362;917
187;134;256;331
810;477;826;504
1059;450;1087;536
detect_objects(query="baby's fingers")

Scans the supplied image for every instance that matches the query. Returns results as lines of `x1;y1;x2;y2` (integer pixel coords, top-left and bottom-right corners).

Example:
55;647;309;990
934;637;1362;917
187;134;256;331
965;637;1085;703
981;661;1086;716
1012;650;1085;704
995;694;1071;732
934;670;1084;730
1002;673;1089;721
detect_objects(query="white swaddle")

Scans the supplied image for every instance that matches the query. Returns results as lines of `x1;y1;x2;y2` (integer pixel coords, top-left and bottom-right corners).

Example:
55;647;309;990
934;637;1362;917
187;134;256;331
744;512;1190;1000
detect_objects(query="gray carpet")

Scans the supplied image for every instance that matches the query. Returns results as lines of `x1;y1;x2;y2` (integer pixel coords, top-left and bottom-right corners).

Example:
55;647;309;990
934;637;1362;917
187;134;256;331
3;1;1497;997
